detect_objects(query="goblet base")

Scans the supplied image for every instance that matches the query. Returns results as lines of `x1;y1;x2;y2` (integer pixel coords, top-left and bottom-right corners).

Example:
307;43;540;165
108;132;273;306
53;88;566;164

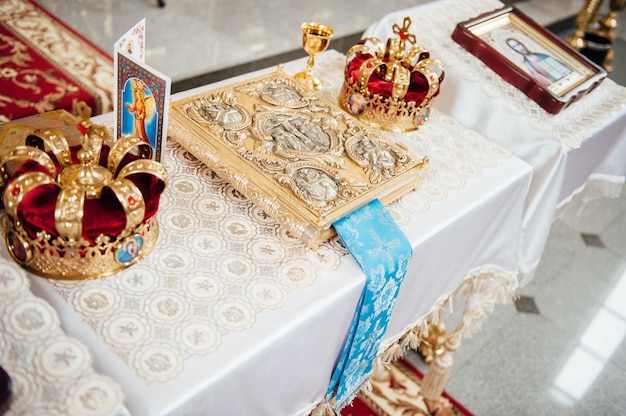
294;71;322;90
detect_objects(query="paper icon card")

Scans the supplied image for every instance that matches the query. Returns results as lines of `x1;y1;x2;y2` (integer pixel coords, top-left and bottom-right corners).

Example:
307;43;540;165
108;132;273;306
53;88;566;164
115;51;170;163
115;18;146;63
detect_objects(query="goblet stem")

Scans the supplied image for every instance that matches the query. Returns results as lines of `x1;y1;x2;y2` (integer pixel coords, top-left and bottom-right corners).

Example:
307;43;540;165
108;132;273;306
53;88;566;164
306;55;315;76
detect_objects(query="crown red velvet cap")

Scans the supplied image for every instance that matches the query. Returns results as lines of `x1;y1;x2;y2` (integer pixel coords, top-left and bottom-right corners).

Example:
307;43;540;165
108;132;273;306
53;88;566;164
8;144;165;244
346;52;439;103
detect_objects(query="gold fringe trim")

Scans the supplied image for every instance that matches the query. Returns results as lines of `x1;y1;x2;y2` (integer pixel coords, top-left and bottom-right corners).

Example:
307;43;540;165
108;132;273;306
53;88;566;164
314;265;519;411
372;265;518;377
311;402;337;416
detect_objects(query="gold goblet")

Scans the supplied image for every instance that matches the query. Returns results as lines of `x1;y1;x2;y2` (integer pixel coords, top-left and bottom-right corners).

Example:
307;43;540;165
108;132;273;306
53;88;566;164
294;22;334;90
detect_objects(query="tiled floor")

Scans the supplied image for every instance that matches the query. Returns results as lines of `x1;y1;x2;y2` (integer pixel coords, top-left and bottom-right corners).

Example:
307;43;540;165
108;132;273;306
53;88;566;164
34;0;434;83
33;0;626;414
404;186;626;415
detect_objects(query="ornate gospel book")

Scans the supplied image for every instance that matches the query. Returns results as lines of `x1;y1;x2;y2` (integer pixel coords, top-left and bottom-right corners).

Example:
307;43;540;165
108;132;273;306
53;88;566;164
169;68;427;249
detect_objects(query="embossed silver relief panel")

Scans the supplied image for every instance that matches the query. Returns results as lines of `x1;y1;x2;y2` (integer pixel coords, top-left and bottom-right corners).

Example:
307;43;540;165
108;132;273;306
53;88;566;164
184;92;252;132
180;75;417;209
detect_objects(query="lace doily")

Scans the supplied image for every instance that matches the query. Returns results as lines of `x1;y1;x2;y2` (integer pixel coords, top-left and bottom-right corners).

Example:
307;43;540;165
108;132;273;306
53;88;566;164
39;53;512;384
0;256;125;416
366;0;626;149
313;52;512;219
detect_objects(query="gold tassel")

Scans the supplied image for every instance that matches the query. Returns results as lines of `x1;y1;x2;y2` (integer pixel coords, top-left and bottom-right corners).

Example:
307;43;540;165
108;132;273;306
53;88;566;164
420;349;453;400
420;336;459;400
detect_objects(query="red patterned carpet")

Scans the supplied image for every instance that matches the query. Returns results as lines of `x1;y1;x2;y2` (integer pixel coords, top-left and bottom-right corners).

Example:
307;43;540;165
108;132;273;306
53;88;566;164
340;358;473;416
0;0;113;122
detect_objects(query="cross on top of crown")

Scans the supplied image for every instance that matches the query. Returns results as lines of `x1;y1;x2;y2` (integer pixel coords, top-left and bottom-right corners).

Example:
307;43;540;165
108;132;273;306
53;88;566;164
392;16;417;51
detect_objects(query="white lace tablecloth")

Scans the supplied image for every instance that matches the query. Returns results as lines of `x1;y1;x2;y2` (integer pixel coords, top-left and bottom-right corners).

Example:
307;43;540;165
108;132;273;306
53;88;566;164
15;51;534;415
364;0;626;283
0;256;126;416
363;0;626;148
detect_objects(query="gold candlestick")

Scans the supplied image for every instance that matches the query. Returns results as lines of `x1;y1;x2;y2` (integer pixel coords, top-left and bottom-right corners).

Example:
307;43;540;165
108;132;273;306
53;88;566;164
595;0;626;71
568;0;604;50
568;0;625;71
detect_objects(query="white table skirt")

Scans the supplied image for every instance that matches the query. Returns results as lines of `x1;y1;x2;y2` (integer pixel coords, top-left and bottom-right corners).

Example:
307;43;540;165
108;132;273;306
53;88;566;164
362;0;626;283
28;159;530;416
4;52;531;416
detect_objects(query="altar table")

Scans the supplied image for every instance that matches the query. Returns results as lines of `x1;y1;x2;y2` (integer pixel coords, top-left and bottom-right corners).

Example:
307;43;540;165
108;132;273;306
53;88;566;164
1;51;532;415
363;0;626;284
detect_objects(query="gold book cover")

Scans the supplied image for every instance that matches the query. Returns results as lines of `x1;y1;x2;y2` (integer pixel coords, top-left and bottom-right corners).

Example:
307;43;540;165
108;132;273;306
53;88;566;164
169;68;427;249
0;110;86;154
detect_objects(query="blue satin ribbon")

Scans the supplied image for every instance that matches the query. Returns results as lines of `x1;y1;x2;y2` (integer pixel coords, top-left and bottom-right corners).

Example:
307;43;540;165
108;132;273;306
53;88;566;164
326;198;412;410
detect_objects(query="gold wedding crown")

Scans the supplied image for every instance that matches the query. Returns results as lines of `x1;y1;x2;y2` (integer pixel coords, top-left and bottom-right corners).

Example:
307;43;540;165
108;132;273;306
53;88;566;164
338;16;445;132
0;103;168;279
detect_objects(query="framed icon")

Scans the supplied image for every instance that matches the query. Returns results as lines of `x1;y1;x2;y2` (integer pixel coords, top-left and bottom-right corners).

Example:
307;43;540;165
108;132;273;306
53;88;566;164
452;6;607;114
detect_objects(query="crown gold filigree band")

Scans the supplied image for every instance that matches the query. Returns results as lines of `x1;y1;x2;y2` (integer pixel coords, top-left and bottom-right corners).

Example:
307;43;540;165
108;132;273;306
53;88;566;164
339;16;444;132
0;103;167;280
3;217;160;279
